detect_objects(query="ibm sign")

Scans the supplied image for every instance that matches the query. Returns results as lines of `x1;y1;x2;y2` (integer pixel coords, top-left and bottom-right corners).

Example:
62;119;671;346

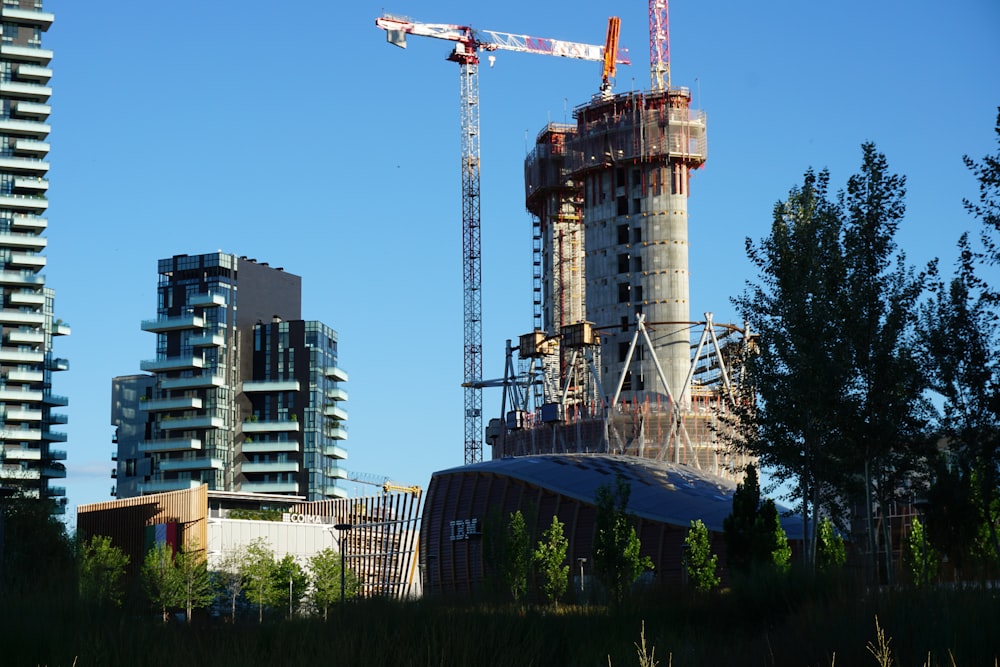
449;518;480;541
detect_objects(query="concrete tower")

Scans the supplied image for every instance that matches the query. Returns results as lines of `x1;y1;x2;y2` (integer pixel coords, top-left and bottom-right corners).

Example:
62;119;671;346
570;88;706;407
0;1;70;510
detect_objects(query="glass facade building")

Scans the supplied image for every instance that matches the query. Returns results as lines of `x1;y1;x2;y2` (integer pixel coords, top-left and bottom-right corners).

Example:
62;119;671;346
113;253;348;500
0;1;69;510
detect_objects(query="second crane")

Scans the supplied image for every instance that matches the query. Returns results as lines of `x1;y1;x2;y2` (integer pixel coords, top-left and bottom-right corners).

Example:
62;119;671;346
375;14;629;465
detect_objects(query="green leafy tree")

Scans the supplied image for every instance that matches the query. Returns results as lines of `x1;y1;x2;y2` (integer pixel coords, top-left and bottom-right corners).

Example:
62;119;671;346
755;499;791;574
905;516;939;588
273;553;308;619
0;495;74;598
242;538;278;623
815;516;846;573
683;519;719;593
141;542;180;623
78;534;129;608
502;510;531;603
593;475;653;605
533;515;569;609
215;549;248;623
733;168;852;567
723;464;763;575
174;541;214;623
308;547;358;620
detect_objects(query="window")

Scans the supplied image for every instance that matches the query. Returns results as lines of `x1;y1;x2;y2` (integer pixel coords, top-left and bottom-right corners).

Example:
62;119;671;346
632;227;642;243
617;196;628;216
632;255;643;272
617;224;629;245
617;254;629;274
617;283;630;303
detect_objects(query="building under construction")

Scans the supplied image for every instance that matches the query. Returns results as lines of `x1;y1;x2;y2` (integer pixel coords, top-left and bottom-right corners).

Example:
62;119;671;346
491;81;752;481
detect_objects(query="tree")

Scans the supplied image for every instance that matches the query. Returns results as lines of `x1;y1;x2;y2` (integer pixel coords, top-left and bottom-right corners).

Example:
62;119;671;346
533;515;569;609
593;475;653;605
141;542;180;623
683;519;719;593
273;553;308;619
242;538;278;623
308;547;358;620
501;510;531;603
736;145;929;583
215;549;248;623
815;516;846;573
905;516;938;588
173;541;214;623
723;464;762;575
733;168;852;567
78;535;129;608
1;495;74;598
755;499;791;574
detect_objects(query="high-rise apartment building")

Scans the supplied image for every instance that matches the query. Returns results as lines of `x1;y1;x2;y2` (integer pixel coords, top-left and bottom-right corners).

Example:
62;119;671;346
0;1;69;509
112;253;349;500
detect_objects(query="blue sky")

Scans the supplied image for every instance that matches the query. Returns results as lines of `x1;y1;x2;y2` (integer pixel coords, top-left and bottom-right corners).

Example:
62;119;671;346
43;1;999;526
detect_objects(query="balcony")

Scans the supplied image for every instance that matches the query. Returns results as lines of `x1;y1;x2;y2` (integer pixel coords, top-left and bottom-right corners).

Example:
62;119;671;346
8;251;45;269
242;440;298;453
0;348;43;364
0;270;42;285
326;387;349;402
138;479;203;494
41;430;67;442
158;457;223;472
0;118;49;139
242;419;300;433
5;408;41;421
322;485;349;499
141;396;202;412
42;463;66;478
7;369;43;382
0;155;48;174
324;467;348;480
12;175;47;192
12;101;50;118
140;355;204;372
14;64;52;83
141;314;204;332
50;320;70;336
1;446;39;460
159;374;224;390
0;309;45;326
7;329;44;344
12;139;48;156
138;438;201;453
323;404;348;421
49;412;68;424
43;485;65;497
48;449;67;460
323;366;349;382
327;424;348;441
0;388;42;401
41;393;69;406
0;81;51;102
0;44;53;65
47;357;69;372
159;415;224;431
188;292;226;308
242;380;299;392
189;333;224;348
242;461;300;474
0;467;39;480
0;7;55;30
1;428;40;441
322;443;348;460
9;290;47;306
240;481;299;494
0;194;46;212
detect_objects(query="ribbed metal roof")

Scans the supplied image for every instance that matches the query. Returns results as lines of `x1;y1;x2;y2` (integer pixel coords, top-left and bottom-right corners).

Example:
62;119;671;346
434;454;802;538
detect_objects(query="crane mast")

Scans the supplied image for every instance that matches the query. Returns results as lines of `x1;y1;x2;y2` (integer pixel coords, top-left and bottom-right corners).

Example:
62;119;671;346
375;14;629;465
649;0;670;91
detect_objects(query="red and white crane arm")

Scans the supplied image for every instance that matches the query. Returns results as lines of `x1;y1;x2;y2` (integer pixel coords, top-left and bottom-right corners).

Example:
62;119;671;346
375;15;629;65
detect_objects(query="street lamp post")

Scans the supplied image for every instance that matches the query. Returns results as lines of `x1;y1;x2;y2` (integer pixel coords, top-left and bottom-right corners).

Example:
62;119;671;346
334;522;353;604
577;557;587;602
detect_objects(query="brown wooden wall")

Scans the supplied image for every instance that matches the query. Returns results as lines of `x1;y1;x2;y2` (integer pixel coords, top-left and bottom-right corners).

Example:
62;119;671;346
77;485;208;574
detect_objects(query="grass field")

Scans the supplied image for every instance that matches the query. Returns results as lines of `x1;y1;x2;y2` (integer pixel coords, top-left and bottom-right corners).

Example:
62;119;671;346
3;574;999;667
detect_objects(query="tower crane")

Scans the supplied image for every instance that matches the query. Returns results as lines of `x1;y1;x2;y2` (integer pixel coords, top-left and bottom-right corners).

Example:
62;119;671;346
649;0;670;91
375;14;629;466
